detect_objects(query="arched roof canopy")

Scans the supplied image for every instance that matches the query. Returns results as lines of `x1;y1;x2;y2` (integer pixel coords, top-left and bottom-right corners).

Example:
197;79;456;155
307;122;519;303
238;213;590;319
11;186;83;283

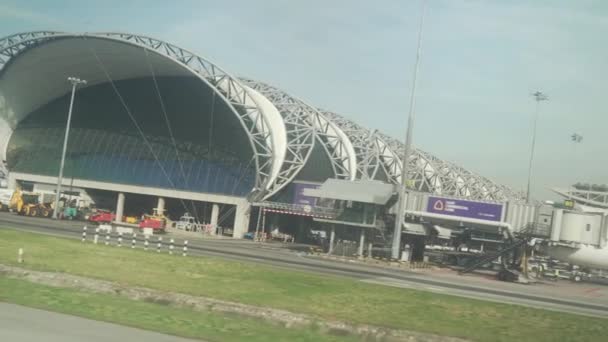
241;79;316;198
376;133;442;193
0;31;522;203
322;111;380;180
0;31;279;198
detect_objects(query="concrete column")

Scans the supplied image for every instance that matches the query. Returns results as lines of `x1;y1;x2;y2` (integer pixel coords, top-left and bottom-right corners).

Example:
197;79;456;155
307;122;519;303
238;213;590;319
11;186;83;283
368;242;373;258
210;203;220;234
233;202;250;239
296;218;307;243
328;225;336;255
358;229;365;258
7;173;17;190
261;208;267;240
115;192;125;222
156;197;165;215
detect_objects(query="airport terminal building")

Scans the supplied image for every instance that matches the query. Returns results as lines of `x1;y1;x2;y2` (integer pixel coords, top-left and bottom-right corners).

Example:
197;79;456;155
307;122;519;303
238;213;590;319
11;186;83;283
0;31;521;237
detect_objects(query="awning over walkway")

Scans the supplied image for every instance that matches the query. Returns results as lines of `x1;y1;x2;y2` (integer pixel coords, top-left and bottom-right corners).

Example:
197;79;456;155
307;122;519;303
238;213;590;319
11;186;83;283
433;225;453;239
303;179;395;204
402;222;428;236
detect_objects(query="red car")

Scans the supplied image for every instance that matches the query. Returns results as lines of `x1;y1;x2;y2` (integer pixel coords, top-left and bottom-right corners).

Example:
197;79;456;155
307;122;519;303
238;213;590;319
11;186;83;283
88;210;116;223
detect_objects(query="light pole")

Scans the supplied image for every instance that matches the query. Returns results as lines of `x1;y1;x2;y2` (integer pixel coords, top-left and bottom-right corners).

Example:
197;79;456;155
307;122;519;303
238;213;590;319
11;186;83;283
52;77;87;219
570;133;583;195
525;91;548;203
391;0;427;260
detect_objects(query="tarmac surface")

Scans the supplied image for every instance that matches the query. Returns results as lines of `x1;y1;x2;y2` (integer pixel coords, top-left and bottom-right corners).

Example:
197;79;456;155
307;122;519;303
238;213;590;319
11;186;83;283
1;212;607;318
0;303;198;342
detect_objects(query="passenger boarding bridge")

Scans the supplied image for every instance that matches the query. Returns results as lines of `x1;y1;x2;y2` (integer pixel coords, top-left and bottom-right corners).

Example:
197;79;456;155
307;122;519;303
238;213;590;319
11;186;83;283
255;179;608;272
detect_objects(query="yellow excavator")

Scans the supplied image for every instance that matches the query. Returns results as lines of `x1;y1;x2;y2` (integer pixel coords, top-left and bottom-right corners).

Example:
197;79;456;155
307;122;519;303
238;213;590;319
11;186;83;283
8;189;53;217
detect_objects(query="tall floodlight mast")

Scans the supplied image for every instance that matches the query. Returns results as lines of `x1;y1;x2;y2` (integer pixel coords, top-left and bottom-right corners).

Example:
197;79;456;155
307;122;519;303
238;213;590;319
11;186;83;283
52;77;87;219
391;0;428;260
525;91;548;203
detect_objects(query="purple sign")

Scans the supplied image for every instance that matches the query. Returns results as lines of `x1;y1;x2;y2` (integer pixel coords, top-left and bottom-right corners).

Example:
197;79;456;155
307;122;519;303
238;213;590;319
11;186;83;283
292;183;320;206
426;196;503;222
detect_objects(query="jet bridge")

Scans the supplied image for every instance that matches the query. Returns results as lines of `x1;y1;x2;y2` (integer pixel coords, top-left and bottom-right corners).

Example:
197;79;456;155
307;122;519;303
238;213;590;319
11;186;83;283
400;191;546;237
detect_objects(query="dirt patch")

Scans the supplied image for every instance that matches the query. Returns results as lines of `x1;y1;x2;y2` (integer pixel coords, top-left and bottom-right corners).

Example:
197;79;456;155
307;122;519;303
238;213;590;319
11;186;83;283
0;264;468;342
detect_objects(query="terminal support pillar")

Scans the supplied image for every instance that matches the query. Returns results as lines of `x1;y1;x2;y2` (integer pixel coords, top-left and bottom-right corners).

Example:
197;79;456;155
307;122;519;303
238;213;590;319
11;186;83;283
328;225;336;255
7;174;17;191
115;192;125;223
358;229;365;258
233;202;250;239
156;197;165;215
210;204;220;234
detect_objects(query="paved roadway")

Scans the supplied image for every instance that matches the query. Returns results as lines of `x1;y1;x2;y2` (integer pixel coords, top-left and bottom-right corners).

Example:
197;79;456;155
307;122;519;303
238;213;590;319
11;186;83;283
1;212;608;318
0;303;198;342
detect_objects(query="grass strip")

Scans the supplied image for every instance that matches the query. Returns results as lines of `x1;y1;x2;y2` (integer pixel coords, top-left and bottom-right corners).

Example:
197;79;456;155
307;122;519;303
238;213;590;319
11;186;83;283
0;276;357;342
1;228;607;341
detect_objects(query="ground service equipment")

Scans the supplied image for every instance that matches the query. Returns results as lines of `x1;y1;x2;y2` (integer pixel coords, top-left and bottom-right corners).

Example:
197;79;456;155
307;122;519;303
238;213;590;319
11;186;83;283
139;208;167;232
9;189;53;217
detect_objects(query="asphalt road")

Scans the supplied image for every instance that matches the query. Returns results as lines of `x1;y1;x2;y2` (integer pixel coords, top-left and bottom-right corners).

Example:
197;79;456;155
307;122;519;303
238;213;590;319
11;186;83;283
1;212;608;318
0;303;198;342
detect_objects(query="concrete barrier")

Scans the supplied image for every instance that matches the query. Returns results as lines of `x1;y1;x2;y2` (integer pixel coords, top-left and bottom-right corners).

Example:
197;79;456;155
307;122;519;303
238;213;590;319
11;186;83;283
98;224;112;233
116;226;133;235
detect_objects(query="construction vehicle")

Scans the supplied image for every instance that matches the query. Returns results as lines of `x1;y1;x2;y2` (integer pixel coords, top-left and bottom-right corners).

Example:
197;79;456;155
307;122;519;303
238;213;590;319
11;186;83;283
8;189;54;217
139;208;167;232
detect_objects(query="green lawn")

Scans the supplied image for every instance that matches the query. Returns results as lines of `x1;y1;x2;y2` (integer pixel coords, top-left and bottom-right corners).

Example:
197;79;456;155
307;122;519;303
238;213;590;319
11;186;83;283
0;277;355;342
0;228;607;342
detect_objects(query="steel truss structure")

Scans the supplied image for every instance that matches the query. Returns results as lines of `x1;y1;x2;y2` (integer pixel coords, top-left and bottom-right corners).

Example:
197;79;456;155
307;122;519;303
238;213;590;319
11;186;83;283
0;31;276;199
553;188;608;208
1;31;521;202
375;133;519;201
322;111;380;180
307;110;356;181
241;79;316;198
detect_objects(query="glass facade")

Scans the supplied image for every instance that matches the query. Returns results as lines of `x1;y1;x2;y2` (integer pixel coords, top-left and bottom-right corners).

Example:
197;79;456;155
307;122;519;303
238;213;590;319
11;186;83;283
6;76;256;196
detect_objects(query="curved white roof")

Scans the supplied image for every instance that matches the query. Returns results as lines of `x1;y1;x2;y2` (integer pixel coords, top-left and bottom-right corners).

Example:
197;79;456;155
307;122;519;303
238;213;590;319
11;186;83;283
241;84;286;191
0;31;521;201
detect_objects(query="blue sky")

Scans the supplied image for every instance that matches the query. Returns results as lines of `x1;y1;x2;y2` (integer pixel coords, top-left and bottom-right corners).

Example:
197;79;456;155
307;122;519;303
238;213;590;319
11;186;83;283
1;0;606;199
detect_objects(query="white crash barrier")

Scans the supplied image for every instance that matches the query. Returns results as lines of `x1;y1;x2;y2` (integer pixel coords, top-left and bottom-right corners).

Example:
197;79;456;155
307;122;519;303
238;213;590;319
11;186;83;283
97;224;112;232
116;226;134;235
